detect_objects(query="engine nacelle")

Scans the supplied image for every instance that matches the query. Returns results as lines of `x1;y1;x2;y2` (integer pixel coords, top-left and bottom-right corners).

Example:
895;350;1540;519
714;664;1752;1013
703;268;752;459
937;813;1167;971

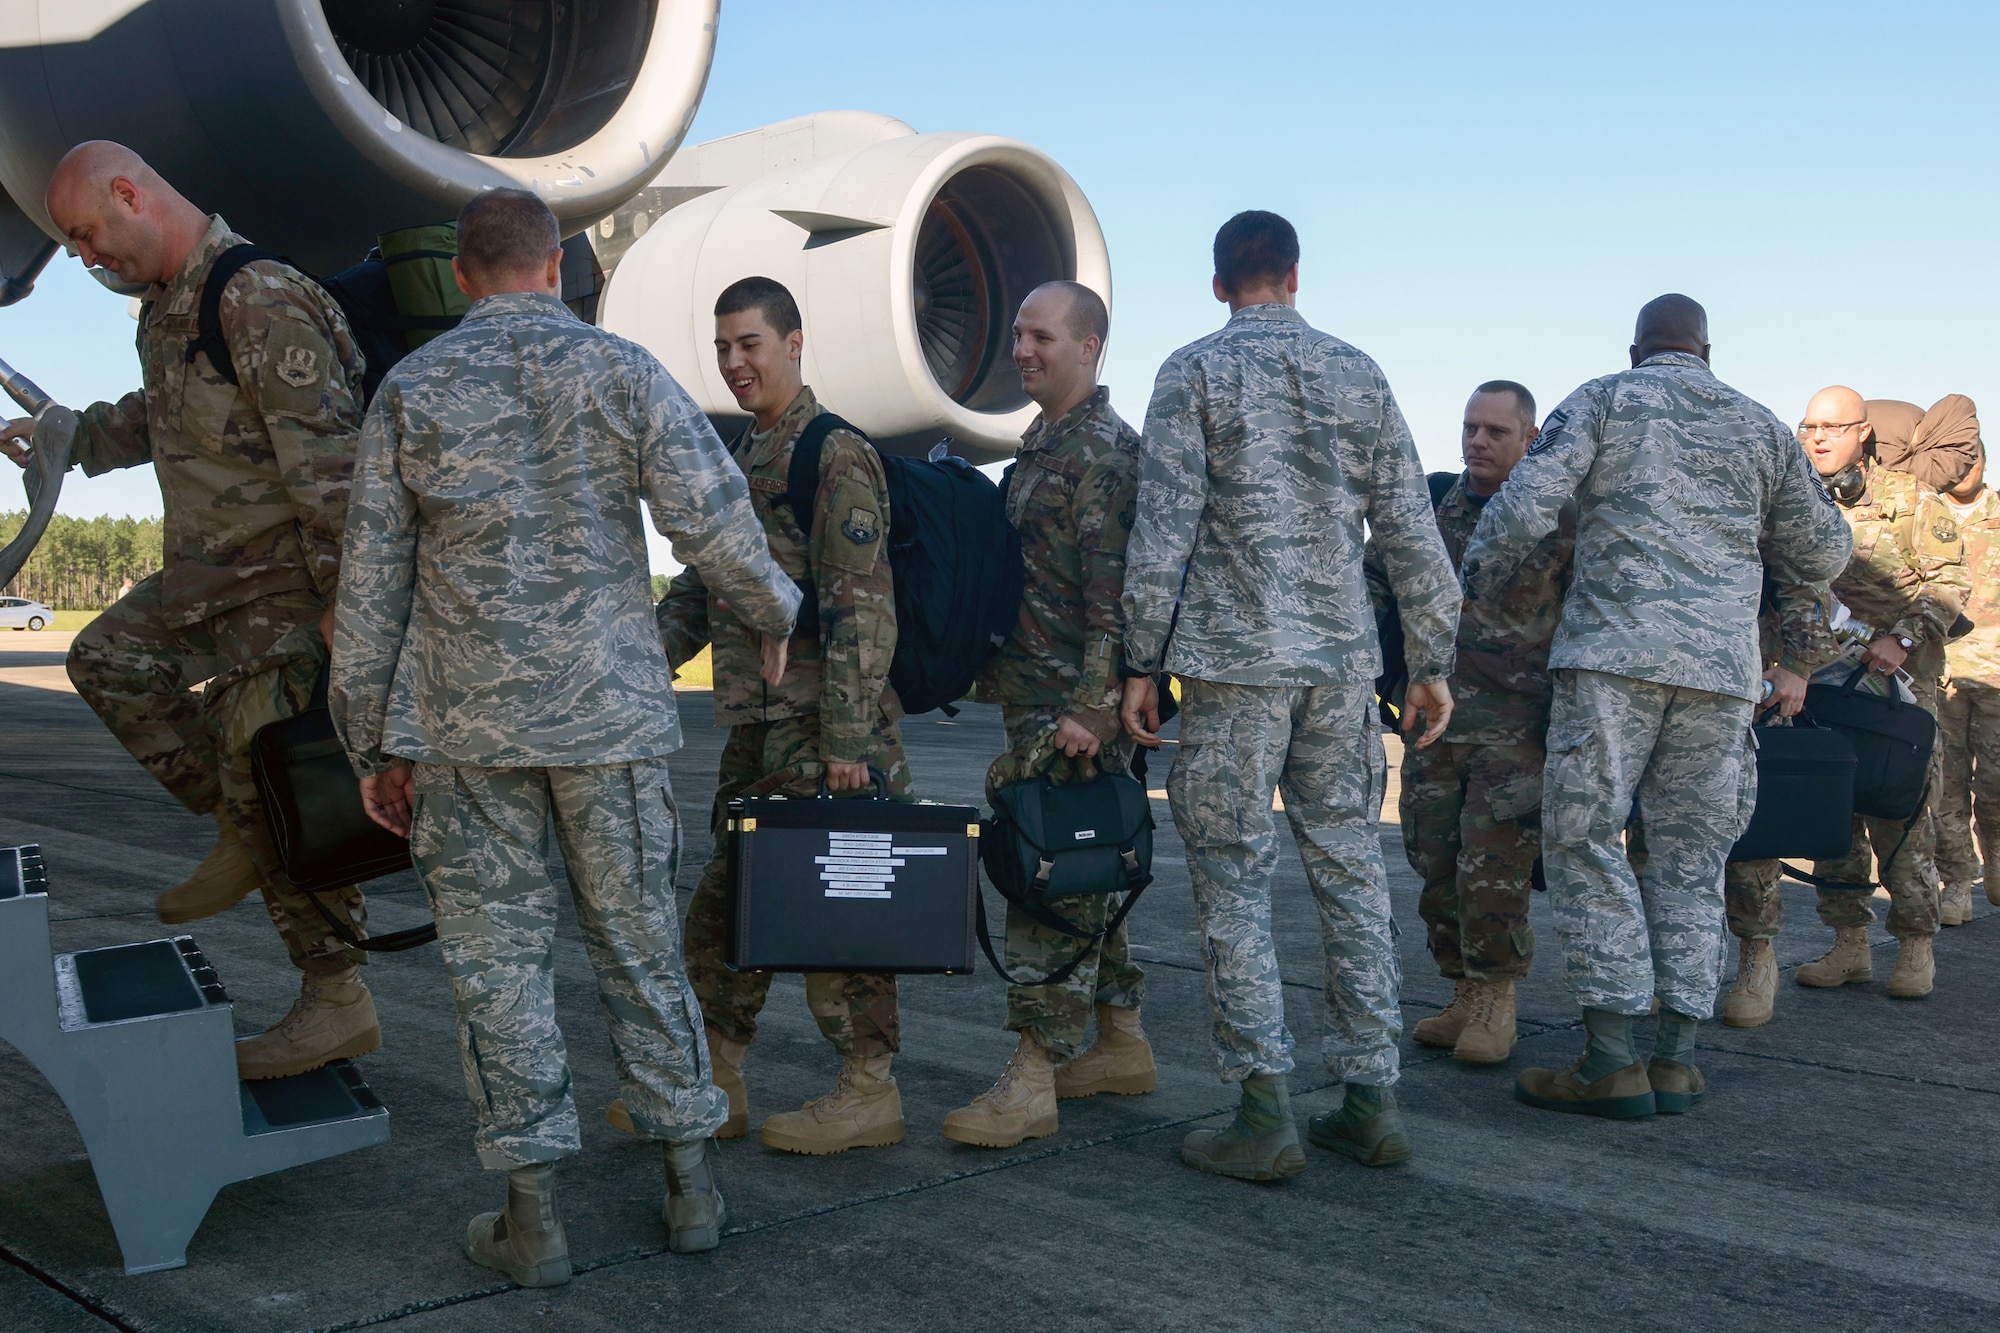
0;0;717;279
600;117;1110;461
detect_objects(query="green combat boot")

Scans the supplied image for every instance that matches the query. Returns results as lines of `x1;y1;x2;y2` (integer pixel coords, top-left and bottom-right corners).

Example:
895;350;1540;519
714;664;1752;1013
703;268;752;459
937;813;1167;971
1306;1084;1412;1167
662;1139;726;1254
1181;1072;1307;1181
1647;1005;1704;1114
465;1164;570;1288
1515;1008;1656;1120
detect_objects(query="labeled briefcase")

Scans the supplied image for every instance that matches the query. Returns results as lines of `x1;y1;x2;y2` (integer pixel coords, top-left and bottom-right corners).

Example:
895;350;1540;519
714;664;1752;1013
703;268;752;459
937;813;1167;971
1728;721;1856;862
1802;667;1936;820
726;773;978;974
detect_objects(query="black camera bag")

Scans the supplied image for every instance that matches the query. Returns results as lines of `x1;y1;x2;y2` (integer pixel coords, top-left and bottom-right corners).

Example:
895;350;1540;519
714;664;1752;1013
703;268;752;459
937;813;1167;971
978;766;1154;987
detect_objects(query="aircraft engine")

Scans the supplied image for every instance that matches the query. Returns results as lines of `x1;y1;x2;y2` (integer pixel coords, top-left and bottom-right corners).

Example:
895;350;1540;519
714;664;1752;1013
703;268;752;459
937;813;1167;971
600;115;1110;461
0;0;719;288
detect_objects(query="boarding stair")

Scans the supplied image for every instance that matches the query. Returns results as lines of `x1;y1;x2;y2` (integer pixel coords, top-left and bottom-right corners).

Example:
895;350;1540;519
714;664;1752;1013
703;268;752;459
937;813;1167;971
0;843;389;1273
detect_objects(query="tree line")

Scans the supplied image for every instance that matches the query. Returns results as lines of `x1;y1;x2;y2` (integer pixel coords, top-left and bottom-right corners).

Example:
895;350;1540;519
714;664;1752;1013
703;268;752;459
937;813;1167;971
0;511;163;609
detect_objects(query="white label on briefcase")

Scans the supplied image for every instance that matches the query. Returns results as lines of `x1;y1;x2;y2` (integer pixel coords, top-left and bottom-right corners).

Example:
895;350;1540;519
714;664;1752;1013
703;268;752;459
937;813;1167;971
816;831;951;898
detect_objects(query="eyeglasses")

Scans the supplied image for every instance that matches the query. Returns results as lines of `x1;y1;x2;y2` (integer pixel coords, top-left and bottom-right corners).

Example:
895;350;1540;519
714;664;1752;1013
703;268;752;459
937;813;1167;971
1796;421;1866;440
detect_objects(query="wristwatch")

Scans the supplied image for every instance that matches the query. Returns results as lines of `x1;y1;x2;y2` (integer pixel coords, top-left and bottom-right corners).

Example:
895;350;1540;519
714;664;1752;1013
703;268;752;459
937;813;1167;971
1896;635;1915;651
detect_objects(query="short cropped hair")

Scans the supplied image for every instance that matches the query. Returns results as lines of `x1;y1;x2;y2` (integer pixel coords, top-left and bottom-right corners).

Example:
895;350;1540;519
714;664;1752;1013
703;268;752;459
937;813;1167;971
455;188;560;280
1213;210;1300;296
1032;280;1109;348
1473;380;1537;426
714;275;802;337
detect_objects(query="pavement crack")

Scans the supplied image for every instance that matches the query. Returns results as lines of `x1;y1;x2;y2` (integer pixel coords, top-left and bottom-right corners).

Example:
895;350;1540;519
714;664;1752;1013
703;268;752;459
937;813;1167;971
0;1244;143;1331
0;771;182;808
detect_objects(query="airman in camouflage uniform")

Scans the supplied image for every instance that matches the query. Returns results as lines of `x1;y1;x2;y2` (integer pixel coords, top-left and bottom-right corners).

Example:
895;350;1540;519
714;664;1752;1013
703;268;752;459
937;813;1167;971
942;283;1159;1149
0;144;377;1082
657;276;911;1156
1123;213;1459;1176
1936;458;2000;921
1710;560;1838;1027
1365;381;1575;1067
333;190;800;1282
1788;386;1968;999
1463;296;1851;1119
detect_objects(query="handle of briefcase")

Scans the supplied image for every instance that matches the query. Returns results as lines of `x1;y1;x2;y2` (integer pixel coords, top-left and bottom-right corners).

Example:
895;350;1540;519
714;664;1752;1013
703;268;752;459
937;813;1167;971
814;766;891;799
973;855;1151;989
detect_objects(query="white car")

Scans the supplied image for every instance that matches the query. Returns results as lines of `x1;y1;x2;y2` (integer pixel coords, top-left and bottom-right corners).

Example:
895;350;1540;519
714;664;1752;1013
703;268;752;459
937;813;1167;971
0;596;52;631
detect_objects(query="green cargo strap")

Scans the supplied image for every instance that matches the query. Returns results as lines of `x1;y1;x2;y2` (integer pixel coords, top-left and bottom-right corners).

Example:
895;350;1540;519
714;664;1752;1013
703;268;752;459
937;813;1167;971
377;223;470;353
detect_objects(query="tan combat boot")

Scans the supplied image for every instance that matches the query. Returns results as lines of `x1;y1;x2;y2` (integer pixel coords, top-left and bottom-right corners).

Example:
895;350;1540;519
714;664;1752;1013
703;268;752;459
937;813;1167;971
1886;935;1936;999
235;966;382;1079
1721;937;1778;1028
1796;927;1873;988
465;1164;570;1287
1987;874;2000;908
608;1025;750;1139
942;1033;1059;1148
1412;980;1471;1049
759;1054;905;1155
1941;882;1974;927
1453;978;1517;1065
1054;1004;1158;1098
157;816;263;925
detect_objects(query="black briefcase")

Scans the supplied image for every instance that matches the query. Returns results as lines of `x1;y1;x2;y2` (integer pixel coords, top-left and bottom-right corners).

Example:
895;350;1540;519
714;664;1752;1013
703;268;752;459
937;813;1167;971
1728;721;1856;862
1802;667;1936;820
250;669;413;894
726;774;978;974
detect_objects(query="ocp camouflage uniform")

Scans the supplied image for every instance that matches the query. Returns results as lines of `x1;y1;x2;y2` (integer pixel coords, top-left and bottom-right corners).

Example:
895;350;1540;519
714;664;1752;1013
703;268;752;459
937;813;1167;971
1721;563;1839;941
1808;463;1967;939
1366;474;1574;983
1463;352;1851;1018
974;387;1145;1055
1124;304;1460;1086
332;290;799;1165
1936;485;2000;894
63;215;369;974
658;386;909;1058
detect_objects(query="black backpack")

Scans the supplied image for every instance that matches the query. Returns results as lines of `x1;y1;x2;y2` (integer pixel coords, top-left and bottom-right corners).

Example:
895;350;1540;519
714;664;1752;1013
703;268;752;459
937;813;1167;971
191;239;464;408
784;413;1023;716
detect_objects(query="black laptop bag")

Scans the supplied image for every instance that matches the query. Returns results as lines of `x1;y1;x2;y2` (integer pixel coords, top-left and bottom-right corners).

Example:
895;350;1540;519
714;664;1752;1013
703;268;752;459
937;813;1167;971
726;772;979;974
1727;720;1856;862
250;668;433;950
1802;667;1936;820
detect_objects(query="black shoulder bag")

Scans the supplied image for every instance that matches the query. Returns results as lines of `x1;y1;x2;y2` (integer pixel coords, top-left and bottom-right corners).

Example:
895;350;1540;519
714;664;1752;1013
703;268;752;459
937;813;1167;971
1777;665;1936;892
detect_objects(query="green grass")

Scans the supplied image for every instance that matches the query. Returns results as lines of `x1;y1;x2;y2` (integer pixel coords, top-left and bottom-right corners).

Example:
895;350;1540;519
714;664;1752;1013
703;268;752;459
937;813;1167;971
674;645;713;690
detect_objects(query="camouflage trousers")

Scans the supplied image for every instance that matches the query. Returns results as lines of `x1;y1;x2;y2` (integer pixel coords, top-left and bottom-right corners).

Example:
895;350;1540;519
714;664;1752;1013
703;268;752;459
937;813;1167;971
66;573;365;974
1936;676;2000;893
1400;738;1540;982
409;757;728;1168
1723;858;1786;940
1811;672;1941;939
682;710;911;1058
1167;677;1400;1087
1541;669;1755;1020
988;704;1145;1058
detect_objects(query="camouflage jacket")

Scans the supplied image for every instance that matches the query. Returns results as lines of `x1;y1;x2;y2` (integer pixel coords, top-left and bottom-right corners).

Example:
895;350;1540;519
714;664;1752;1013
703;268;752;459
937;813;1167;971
1944;485;2000;685
656;386;897;762
1463;352;1852;703
331;292;798;774
976;386;1138;736
1828;461;1968;683
1123;304;1458;687
1760;554;1839;679
71;215;364;627
1367;473;1575;746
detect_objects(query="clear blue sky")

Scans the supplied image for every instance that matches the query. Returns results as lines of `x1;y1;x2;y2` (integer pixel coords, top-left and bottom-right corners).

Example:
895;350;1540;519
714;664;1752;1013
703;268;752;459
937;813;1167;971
4;0;1995;572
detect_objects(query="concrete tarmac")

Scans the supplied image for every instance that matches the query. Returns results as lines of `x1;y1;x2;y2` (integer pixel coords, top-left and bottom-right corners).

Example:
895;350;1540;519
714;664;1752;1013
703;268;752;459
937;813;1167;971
1;635;1996;1331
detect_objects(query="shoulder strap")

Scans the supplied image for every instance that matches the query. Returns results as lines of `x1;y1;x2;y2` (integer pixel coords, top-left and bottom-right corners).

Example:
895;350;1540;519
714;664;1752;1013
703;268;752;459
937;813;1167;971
784;412;864;539
189;244;286;386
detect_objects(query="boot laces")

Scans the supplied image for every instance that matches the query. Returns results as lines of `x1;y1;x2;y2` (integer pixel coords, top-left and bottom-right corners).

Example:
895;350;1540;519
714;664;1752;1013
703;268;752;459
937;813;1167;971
804;1063;860;1117
1466;984;1499;1026
974;1048;1033;1107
